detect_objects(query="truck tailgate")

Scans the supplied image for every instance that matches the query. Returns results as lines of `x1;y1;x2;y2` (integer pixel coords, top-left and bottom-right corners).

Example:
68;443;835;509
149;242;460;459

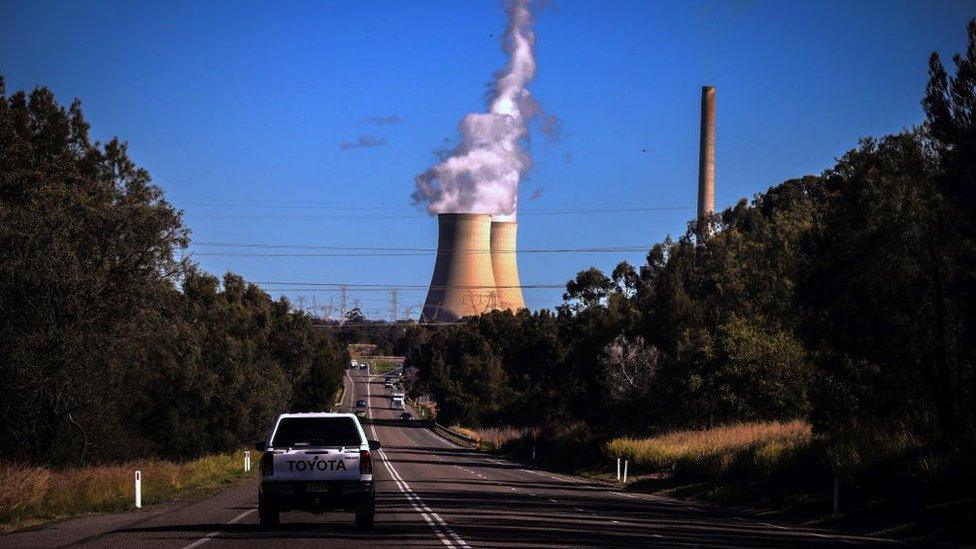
272;448;361;481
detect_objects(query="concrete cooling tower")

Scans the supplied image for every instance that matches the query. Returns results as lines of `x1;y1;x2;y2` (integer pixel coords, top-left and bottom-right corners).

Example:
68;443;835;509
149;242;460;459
422;214;498;322
490;221;525;312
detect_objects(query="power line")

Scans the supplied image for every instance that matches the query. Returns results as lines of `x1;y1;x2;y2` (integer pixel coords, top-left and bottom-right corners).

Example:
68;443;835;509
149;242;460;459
191;241;651;251
251;281;566;289
182;243;653;258
180;198;687;208
182;205;693;221
185;249;649;258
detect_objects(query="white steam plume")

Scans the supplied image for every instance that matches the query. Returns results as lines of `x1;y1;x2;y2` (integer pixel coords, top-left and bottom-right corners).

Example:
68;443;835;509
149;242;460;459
412;0;538;222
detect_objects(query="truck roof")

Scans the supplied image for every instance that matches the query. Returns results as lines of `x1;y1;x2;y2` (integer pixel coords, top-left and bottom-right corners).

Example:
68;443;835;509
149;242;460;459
275;412;359;420
267;413;369;448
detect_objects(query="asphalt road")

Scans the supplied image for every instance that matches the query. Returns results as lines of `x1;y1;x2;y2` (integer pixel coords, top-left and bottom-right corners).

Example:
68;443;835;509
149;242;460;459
1;370;897;548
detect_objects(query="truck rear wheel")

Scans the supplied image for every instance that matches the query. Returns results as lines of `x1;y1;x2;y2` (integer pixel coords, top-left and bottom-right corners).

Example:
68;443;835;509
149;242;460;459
258;495;280;528
355;500;375;529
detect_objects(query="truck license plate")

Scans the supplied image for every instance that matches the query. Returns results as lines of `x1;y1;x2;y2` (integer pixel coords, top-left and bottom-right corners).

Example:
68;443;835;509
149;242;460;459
306;482;334;493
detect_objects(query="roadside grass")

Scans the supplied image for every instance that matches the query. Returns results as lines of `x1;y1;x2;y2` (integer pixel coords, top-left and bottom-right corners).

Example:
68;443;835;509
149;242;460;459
605;420;813;481
411;400;436;420
331;385;346;411
444;417;976;543
449;425;533;451
371;360;402;374
0;450;252;533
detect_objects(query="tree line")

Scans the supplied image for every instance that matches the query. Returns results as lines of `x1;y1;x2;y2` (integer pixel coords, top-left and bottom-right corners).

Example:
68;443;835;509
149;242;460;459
401;21;976;476
0;75;348;465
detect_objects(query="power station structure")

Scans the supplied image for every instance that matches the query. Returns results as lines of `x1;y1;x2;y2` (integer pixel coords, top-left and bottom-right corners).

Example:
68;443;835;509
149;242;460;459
698;85;716;219
421;213;525;322
421;86;715;322
489;220;525;312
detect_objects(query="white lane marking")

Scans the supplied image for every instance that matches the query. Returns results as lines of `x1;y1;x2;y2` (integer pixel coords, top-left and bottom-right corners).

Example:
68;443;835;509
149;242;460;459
181;508;256;549
518;467;583;486
547;498;559;504
362;373;470;548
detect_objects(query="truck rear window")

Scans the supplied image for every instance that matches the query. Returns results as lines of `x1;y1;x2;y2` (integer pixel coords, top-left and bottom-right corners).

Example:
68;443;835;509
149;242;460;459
271;417;362;448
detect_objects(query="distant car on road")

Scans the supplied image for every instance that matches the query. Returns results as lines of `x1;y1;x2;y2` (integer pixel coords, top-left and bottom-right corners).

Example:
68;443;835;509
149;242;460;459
356;399;367;408
399;412;413;421
255;412;380;529
359;362;368;370
355;410;367;420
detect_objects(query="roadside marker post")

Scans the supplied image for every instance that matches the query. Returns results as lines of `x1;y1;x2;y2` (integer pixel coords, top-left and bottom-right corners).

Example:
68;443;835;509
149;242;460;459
244;451;251;472
134;470;142;509
616;458;621;481
623;460;629;484
532;445;536;462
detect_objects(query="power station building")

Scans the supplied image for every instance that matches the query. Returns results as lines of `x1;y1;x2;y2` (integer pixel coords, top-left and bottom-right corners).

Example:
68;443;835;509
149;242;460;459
421;213;525;322
421;86;715;322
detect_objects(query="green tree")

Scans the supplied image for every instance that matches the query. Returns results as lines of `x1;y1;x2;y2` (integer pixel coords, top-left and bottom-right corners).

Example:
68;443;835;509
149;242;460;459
0;78;187;462
563;267;614;312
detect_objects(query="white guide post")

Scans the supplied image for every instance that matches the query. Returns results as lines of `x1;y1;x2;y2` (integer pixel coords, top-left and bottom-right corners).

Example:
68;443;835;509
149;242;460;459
616;458;621;481
134;470;142;509
245;451;251;472
623;460;629;484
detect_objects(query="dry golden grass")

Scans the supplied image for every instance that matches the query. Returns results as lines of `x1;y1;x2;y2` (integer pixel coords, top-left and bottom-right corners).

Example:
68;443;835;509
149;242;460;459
0;451;252;533
452;425;534;450
606;420;812;480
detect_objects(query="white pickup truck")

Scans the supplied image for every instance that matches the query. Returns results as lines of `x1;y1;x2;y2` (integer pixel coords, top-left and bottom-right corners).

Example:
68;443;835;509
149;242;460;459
255;413;381;528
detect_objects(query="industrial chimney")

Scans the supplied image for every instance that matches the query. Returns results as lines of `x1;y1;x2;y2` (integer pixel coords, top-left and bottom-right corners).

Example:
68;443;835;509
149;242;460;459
697;85;716;219
490;220;525;313
422;214;498;322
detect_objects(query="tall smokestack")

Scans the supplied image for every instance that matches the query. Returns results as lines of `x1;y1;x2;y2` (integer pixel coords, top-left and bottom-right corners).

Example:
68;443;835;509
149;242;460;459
697;85;716;219
422;214;498;322
490;221;525;313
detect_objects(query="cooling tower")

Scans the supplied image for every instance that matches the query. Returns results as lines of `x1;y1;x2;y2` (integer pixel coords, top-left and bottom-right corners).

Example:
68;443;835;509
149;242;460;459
698;85;716;219
422;214;498;322
490;221;525;313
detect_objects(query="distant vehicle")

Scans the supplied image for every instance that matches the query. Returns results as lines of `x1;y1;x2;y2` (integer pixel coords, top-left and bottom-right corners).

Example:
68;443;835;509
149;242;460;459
355;410;367;420
384;380;394;389
255;412;380;529
350;360;358;368
356;399;367;408
359;362;368;370
399;412;413;421
391;392;405;410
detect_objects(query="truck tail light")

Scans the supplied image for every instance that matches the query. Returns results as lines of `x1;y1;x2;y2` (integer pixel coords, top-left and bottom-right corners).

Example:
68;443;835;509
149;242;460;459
260;451;274;476
360;450;372;475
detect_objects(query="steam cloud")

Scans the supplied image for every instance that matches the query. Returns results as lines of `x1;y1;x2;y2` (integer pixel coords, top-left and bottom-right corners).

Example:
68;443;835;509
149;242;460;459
412;0;538;222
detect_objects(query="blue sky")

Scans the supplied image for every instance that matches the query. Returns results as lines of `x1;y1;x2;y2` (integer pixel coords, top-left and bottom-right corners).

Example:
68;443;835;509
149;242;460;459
2;0;973;318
